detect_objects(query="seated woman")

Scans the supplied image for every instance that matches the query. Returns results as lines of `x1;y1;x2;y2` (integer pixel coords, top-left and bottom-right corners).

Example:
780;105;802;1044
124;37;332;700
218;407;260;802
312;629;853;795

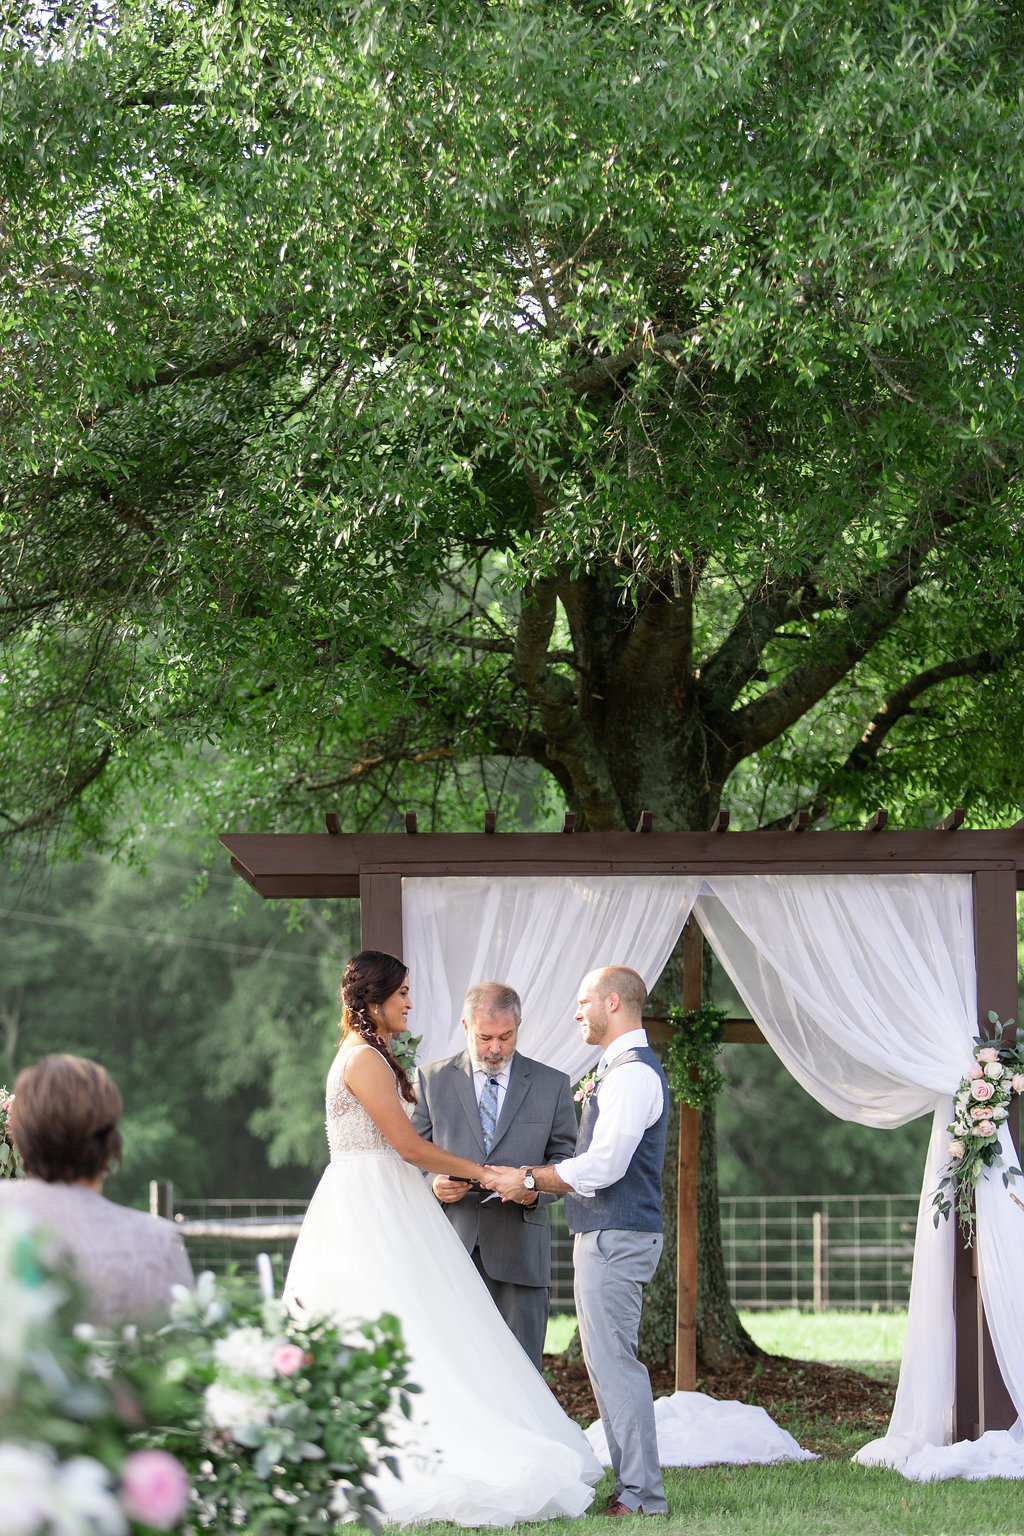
0;1054;193;1326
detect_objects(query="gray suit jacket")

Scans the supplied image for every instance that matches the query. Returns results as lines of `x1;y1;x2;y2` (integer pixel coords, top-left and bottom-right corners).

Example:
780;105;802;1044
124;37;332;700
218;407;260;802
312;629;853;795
412;1050;577;1288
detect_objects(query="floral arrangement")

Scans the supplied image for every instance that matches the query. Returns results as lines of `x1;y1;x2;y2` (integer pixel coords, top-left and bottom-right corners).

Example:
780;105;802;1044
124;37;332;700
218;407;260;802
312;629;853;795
0;1084;21;1177
574;1069;598;1105
932;1015;1024;1241
0;1217;415;1536
663;1003;727;1111
0;1214;193;1535
165;1271;415;1533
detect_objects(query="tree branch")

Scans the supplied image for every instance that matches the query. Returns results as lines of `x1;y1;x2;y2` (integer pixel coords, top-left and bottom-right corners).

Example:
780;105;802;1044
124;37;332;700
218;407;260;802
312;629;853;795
758;642;1023;830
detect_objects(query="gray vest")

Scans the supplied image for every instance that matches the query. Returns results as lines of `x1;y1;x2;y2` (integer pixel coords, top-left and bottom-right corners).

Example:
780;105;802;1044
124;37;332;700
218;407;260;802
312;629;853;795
564;1045;668;1235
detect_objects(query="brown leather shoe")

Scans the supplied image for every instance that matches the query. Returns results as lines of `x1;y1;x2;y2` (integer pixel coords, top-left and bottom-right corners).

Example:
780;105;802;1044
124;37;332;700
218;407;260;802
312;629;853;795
601;1504;667;1519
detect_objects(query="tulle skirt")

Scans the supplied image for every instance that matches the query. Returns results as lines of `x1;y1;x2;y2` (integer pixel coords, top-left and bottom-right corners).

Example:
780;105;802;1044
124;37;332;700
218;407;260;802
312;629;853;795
284;1151;601;1527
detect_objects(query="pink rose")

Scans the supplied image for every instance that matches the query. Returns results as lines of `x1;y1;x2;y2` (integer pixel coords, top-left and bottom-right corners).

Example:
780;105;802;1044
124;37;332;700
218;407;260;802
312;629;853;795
977;1047;1000;1063
971;1104;993;1119
970;1078;995;1101
947;1140;965;1159
272;1343;306;1376
976;1120;996;1138
120;1449;190;1529
967;1063;984;1080
1012;1075;1024;1095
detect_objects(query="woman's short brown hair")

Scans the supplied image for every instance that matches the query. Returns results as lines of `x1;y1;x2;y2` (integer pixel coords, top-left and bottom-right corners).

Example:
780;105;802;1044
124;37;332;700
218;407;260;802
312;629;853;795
12;1055;123;1184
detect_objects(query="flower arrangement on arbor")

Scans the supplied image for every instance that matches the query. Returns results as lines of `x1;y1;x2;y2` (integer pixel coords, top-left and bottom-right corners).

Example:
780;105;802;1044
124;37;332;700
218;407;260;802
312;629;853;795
932;1015;1024;1242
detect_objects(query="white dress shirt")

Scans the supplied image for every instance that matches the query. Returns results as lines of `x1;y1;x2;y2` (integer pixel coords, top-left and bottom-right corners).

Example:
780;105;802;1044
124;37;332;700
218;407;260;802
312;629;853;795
555;1029;664;1198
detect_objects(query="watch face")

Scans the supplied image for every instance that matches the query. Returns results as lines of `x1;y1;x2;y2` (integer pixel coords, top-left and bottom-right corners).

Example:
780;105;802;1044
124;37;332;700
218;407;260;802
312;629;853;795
524;1173;536;1189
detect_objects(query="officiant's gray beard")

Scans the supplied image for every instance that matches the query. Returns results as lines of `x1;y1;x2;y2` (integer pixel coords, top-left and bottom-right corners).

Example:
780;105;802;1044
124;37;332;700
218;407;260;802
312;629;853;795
470;1044;516;1073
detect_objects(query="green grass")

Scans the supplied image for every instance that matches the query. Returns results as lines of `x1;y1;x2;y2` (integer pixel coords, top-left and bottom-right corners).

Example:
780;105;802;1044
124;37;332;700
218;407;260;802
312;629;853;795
739;1309;906;1383
509;1311;1024;1536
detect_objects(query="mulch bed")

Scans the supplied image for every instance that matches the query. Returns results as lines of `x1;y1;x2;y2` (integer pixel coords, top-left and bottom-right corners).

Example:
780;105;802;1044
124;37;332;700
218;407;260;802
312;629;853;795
543;1352;896;1457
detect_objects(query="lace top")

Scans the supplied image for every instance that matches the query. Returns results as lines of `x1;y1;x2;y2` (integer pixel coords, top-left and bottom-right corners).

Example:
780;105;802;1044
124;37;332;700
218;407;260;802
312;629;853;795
326;1046;411;1160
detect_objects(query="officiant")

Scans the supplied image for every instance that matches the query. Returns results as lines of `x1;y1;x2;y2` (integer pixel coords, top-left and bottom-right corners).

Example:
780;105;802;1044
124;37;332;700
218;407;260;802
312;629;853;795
411;981;577;1370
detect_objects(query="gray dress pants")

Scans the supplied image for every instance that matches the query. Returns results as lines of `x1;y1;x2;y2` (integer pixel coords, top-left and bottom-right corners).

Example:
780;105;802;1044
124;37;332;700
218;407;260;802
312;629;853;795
573;1228;667;1514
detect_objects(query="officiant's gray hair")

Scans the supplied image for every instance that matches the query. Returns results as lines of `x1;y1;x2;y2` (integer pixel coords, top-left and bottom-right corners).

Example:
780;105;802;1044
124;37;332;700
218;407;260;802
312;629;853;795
463;982;522;1028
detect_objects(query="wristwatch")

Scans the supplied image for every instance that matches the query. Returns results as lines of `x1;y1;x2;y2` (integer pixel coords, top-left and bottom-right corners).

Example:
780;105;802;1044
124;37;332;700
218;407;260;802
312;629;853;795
521;1168;537;1192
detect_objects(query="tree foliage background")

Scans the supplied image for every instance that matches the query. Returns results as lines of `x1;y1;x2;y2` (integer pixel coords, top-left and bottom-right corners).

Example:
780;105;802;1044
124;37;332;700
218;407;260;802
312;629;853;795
3;0;1024;848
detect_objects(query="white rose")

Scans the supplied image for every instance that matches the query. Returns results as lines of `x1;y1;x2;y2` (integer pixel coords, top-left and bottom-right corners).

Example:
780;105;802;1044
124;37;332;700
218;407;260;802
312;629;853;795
0;1444;56;1536
204;1381;276;1437
0;1446;126;1536
48;1457;127;1536
213;1326;279;1381
984;1061;1005;1080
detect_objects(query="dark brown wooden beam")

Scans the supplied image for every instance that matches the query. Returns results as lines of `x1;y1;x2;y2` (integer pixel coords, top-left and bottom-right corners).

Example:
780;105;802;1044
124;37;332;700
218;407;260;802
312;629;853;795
938;808;966;831
405;813;418;834
636;810;653;833
561;812;576;833
711;811;730;833
864;809;888;832
219;828;1024;901
359;872;404;957
325;812;340;834
645;1016;765;1045
676;919;702;1394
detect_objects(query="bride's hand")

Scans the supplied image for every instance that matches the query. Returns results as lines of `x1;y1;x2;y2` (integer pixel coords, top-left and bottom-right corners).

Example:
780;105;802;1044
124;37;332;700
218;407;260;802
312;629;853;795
482;1165;525;1202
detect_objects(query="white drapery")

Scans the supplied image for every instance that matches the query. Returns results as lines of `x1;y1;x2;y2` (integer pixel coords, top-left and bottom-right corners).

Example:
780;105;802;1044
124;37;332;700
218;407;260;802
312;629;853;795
402;875;701;1080
402;871;1024;1478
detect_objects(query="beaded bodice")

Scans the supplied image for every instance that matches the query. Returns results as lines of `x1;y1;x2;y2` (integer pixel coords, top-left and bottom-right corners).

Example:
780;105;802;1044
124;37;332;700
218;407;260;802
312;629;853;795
326;1046;411;1160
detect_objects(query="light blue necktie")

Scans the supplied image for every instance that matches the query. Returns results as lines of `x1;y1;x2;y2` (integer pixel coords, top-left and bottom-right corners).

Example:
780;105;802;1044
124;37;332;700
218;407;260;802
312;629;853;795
479;1075;500;1154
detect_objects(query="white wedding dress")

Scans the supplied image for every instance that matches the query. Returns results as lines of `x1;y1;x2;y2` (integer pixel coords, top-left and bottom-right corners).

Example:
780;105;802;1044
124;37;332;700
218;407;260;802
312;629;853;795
283;1045;602;1527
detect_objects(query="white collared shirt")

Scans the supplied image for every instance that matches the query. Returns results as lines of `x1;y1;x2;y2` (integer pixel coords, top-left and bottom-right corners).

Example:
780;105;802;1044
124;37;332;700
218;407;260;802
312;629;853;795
555;1028;664;1198
472;1057;513;1124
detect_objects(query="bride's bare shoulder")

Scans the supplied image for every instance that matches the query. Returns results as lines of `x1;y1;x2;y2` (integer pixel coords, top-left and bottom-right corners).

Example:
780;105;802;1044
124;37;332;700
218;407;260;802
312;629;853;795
339;1040;391;1090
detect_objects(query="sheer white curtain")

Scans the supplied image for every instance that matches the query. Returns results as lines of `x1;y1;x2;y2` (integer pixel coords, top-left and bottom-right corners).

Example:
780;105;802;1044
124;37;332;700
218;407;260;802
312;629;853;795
402;875;702;1081
696;873;1024;1477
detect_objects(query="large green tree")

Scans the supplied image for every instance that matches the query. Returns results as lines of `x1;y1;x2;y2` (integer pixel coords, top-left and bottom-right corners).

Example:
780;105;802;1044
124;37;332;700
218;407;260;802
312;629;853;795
4;0;1024;1362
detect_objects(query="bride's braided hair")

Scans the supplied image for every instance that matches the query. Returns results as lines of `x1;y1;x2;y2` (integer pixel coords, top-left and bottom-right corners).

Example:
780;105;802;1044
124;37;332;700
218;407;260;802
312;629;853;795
339;950;417;1104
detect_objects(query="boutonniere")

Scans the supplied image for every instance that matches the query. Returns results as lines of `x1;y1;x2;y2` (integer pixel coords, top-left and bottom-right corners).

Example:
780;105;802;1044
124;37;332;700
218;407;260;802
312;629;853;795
574;1070;598;1105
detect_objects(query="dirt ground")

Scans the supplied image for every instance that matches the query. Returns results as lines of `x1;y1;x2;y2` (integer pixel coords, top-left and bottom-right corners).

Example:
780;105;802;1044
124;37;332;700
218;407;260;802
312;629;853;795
543;1352;896;1457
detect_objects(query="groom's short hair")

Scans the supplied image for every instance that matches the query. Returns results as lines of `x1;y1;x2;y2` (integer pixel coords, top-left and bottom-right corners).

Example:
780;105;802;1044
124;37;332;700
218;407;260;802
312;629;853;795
592;966;647;1015
464;981;522;1027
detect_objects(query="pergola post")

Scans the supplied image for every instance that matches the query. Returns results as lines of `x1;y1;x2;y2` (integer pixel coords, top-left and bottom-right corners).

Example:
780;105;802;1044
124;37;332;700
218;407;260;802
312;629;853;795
953;869;1019;1439
675;919;702;1391
359;871;404;956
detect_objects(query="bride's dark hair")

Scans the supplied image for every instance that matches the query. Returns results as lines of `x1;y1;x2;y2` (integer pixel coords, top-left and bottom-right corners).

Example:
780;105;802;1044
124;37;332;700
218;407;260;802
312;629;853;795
339;950;416;1104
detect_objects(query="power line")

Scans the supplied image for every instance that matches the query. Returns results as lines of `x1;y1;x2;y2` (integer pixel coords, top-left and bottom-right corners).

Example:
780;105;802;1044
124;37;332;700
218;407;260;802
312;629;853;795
1;908;325;965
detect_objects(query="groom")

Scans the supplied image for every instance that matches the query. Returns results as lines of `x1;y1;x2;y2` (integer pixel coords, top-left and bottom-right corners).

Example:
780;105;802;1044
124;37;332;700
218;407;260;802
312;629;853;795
487;966;669;1518
411;981;577;1370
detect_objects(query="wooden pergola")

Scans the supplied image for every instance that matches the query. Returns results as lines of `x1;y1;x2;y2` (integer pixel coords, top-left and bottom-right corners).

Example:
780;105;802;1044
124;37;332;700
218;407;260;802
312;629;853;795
222;811;1024;1441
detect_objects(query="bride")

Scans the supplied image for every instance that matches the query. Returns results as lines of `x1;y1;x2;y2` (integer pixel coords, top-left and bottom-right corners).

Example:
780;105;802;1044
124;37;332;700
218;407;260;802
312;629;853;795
283;949;601;1527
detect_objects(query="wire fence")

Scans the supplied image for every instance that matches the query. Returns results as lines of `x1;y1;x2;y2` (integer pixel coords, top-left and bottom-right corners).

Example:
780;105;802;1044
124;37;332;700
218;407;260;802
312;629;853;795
720;1193;919;1312
166;1185;919;1314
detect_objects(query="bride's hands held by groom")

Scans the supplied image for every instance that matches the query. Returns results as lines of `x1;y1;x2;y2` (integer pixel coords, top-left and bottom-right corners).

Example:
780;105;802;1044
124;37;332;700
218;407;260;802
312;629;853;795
483;1165;535;1205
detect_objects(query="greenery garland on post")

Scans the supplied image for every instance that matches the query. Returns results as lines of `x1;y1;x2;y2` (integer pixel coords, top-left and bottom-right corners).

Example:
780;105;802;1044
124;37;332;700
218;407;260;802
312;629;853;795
662;1003;728;1109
